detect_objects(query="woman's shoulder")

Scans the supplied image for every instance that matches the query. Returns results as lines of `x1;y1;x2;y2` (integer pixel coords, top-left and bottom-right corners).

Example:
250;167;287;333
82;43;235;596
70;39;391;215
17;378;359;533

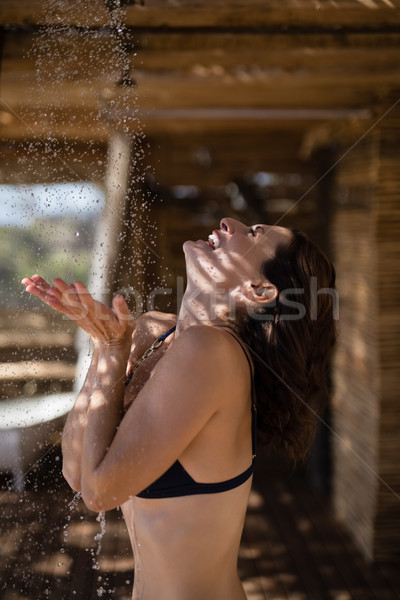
172;325;250;373
175;323;235;346
148;324;251;411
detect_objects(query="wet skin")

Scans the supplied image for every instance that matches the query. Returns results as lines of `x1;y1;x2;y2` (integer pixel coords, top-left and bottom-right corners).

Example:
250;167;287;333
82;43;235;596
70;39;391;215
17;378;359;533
22;217;292;600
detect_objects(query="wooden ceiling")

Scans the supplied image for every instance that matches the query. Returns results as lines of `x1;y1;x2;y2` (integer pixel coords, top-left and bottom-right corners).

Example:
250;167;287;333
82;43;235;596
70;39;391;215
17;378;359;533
1;0;400;186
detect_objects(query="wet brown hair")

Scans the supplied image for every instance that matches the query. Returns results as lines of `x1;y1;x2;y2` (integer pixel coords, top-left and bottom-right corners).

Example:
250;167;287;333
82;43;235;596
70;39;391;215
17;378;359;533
232;229;337;462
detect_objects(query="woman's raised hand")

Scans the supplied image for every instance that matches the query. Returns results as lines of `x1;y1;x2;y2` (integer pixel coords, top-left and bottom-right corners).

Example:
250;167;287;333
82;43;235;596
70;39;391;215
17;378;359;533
21;275;134;347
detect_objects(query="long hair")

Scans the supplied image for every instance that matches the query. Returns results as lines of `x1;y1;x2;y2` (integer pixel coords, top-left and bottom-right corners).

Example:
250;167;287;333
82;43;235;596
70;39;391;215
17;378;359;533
232;229;337;462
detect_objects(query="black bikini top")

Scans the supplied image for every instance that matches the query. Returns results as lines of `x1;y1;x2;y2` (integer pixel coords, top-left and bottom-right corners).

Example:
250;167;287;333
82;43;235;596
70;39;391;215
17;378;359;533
127;326;257;499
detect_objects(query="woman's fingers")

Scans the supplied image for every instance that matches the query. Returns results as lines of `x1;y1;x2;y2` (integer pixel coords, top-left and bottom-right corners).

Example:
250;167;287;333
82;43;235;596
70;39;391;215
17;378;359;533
28;274;50;289
69;281;114;340
73;281;100;320
68;284;131;343
22;275;52;303
22;276;135;345
21;275;45;291
45;285;81;320
112;295;134;325
23;276;88;324
51;280;82;314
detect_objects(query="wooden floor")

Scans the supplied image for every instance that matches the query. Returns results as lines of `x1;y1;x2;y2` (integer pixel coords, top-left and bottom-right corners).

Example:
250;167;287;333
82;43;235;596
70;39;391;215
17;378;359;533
0;446;399;600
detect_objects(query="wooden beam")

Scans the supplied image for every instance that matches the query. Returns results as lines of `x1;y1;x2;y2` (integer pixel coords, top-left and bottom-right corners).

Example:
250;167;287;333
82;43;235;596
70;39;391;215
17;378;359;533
0;102;112;142
0;102;374;142
125;2;400;31
3;30;400;89
1;0;400;29
123;74;394;109
3;68;394;110
1;17;398;142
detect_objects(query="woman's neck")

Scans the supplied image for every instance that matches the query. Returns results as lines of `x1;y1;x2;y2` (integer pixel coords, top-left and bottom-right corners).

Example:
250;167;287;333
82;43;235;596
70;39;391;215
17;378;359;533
175;282;234;337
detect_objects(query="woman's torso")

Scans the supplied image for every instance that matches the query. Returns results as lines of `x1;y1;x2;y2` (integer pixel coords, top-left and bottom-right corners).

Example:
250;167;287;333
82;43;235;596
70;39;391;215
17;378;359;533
121;327;254;600
122;484;250;600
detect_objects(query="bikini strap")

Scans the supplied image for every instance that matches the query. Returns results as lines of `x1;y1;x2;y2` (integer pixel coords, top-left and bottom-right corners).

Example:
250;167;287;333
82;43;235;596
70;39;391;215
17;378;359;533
224;330;257;461
157;325;177;341
125;325;176;387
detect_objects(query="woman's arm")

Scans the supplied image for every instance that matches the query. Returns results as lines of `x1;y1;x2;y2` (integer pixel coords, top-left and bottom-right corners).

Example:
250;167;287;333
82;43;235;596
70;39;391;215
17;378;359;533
79;326;239;512
63;312;177;488
22;275;134;491
22;274;176;492
81;340;130;505
61;348;99;491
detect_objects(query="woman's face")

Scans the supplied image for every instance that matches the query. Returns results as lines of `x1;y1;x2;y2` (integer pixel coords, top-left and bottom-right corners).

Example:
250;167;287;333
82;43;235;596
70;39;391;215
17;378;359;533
183;217;293;292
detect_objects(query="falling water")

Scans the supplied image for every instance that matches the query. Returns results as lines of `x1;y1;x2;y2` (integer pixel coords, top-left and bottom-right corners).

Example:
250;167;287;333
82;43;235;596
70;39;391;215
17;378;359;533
0;0;160;598
91;512;106;597
94;511;106;559
60;491;82;558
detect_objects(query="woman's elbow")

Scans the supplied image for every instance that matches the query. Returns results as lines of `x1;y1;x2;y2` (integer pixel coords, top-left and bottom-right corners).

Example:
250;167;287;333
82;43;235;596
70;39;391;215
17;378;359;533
62;465;81;493
80;474;117;512
81;489;104;513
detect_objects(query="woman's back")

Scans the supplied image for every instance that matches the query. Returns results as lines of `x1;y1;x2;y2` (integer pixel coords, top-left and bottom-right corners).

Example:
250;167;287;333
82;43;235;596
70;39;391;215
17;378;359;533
122;484;250;600
121;326;254;600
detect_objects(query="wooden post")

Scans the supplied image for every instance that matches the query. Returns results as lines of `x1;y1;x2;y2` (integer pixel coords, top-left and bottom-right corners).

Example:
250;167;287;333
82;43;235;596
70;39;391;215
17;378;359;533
88;132;133;305
75;132;133;386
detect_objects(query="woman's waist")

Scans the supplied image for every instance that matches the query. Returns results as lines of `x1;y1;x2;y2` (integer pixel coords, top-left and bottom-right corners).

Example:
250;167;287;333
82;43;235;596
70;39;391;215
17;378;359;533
132;579;246;600
123;492;248;558
132;577;246;600
126;484;249;534
131;546;245;600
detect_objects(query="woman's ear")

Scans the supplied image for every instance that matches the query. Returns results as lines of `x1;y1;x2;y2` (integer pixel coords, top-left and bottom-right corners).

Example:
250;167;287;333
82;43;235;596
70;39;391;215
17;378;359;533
241;280;278;305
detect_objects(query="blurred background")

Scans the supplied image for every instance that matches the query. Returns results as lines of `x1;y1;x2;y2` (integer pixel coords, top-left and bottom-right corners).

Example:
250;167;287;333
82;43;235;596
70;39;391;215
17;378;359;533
0;1;399;598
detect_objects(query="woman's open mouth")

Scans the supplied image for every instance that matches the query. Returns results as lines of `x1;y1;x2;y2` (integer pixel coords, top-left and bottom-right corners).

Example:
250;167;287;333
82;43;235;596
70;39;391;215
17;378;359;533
208;233;220;250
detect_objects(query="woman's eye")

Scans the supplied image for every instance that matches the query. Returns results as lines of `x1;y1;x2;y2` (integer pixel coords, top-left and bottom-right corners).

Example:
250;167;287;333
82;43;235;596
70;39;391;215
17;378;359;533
249;227;263;237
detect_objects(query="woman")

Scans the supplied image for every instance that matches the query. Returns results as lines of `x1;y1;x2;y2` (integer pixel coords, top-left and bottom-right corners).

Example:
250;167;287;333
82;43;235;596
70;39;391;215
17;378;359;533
22;217;336;600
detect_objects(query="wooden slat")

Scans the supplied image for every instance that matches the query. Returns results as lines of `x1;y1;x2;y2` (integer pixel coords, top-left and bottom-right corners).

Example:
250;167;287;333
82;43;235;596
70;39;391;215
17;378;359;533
332;95;400;563
2;0;400;28
0;361;75;381
3;69;398;112
372;96;400;562
5;31;400;76
1;6;399;147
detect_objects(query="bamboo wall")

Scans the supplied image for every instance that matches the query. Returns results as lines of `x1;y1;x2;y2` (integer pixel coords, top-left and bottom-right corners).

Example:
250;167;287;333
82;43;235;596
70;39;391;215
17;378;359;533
374;99;400;562
332;98;400;562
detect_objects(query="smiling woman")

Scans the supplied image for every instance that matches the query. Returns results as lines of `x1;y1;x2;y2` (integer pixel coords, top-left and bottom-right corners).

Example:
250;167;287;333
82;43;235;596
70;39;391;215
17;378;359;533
22;217;337;600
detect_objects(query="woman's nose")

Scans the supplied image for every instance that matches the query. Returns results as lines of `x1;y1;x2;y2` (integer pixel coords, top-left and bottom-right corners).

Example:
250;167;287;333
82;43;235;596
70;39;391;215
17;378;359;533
220;217;247;235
